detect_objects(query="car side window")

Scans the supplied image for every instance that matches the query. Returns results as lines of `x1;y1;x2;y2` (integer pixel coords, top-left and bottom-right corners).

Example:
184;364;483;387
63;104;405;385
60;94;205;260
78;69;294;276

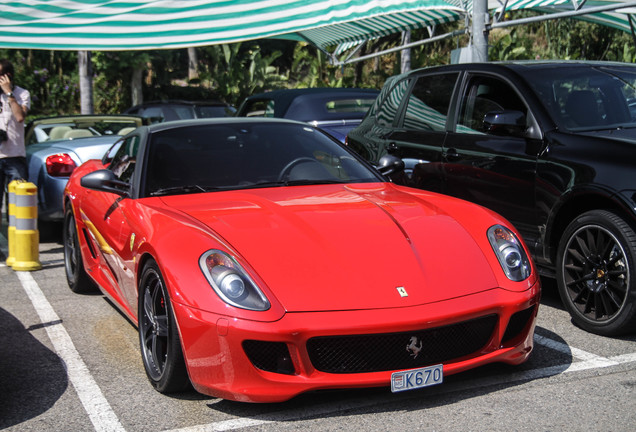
403;73;459;131
457;75;528;134
108;135;140;182
376;78;412;127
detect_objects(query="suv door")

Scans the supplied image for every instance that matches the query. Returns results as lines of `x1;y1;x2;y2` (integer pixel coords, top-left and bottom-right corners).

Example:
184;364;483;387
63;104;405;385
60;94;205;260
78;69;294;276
443;73;542;249
386;72;460;192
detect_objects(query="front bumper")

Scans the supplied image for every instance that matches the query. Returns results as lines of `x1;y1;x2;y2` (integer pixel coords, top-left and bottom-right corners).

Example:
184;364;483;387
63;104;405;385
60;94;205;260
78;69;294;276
173;282;540;403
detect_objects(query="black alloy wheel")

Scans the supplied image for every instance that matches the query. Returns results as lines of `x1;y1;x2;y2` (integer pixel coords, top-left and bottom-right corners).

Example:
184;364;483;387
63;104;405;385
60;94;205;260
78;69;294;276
63;204;94;293
138;260;190;393
557;210;636;336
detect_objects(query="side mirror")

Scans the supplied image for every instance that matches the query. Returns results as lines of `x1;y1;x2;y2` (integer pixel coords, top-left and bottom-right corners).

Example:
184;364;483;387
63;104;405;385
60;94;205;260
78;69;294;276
80;169;130;197
483;110;527;137
377;154;405;176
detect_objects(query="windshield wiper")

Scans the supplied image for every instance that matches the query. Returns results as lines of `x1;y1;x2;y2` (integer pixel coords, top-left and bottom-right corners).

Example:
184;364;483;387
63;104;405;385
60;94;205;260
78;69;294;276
235;179;343;189
150;184;210;196
283;179;347;186
150;180;349;196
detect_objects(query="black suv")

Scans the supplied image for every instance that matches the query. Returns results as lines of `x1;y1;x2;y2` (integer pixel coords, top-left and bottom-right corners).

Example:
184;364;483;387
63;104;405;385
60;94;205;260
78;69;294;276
347;61;636;336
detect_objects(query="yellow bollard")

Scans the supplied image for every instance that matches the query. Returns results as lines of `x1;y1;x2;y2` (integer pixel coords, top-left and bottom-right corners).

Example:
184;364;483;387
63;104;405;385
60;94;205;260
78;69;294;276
5;179;24;267
11;181;41;271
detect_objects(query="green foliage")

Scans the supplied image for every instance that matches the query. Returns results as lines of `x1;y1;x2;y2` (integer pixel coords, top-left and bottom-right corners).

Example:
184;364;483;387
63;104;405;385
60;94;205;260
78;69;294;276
0;49;80;119
488;12;635;62
489;28;529;61
196;42;288;106
92;51;151;112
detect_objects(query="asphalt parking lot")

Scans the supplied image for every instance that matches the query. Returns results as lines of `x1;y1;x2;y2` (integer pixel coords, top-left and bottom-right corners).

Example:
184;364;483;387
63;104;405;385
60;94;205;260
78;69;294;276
1;222;635;432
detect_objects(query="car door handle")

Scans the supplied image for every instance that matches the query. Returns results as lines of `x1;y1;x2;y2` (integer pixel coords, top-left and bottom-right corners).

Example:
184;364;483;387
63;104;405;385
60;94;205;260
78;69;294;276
386;141;399;154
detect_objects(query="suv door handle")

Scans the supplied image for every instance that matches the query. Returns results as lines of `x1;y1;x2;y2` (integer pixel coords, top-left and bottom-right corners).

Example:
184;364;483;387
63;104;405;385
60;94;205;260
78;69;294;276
444;147;460;160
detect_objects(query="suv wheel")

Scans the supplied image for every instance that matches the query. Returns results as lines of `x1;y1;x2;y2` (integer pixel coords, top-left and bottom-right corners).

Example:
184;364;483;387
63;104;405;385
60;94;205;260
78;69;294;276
557;210;636;336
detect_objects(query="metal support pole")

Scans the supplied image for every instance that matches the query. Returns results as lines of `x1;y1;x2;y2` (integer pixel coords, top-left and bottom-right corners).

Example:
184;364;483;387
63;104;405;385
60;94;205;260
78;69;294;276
472;0;489;62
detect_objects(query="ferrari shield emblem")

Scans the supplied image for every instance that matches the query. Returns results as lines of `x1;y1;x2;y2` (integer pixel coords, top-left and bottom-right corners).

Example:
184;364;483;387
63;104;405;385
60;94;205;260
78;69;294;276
397;286;408;297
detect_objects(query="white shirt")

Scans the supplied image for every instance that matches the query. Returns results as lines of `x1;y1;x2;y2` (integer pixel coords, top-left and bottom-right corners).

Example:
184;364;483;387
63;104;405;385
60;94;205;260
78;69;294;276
0;85;31;158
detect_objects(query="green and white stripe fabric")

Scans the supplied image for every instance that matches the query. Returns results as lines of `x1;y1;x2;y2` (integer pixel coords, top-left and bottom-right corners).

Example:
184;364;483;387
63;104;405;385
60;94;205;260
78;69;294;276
502;0;636;33
0;0;464;51
1;0;634;51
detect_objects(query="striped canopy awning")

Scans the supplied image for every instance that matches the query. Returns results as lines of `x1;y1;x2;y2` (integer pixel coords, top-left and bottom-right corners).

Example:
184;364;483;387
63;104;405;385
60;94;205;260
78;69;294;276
496;0;636;33
0;0;465;51
1;1;635;53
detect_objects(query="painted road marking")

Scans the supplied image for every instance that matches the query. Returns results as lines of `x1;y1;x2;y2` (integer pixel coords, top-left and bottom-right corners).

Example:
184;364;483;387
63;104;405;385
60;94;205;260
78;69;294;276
16;271;126;432
3;234;635;432
163;335;636;432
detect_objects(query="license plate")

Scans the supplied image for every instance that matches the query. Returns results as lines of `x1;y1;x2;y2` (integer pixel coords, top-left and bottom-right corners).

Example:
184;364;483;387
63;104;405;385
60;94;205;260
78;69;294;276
391;364;443;393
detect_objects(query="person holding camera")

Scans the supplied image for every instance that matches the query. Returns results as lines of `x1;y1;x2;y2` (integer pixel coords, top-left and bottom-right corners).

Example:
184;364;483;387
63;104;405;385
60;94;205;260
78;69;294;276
0;59;31;215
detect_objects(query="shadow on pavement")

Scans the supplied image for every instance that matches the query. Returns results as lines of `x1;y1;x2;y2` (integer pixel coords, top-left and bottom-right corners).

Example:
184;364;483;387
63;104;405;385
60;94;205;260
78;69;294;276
0;307;68;429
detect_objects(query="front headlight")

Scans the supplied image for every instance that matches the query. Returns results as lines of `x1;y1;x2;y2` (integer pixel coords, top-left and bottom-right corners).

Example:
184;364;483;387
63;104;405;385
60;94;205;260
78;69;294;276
487;225;531;281
199;250;270;311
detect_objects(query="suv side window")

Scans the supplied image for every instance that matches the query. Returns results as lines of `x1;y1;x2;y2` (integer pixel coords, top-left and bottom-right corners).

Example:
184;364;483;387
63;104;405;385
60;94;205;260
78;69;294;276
403;73;459;131
376;78;412;127
458;75;528;134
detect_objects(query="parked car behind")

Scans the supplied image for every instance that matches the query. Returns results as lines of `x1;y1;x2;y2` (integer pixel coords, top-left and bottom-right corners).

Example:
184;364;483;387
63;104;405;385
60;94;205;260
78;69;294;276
25;115;143;223
347;61;636;336
235;88;379;142
123;100;236;123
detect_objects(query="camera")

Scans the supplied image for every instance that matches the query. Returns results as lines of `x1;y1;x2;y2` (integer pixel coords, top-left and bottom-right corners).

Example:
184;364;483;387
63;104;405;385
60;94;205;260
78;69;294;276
0;129;7;141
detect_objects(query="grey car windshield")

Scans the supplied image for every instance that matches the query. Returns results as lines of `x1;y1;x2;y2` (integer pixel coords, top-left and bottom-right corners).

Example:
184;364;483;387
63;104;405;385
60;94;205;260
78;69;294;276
522;65;636;131
144;122;381;197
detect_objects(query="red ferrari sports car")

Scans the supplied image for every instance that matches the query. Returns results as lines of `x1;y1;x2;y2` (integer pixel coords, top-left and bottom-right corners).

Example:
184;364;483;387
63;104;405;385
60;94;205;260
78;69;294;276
63;118;540;403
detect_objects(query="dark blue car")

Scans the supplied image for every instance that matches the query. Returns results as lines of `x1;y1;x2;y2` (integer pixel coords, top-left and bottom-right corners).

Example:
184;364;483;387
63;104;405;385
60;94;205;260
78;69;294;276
236;88;379;143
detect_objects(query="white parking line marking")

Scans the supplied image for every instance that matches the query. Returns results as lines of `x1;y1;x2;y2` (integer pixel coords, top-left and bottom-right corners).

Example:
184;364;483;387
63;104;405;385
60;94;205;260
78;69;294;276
163;418;273;432
610;352;636;363
164;335;636;432
4;233;634;432
534;334;620;369
17;271;126;432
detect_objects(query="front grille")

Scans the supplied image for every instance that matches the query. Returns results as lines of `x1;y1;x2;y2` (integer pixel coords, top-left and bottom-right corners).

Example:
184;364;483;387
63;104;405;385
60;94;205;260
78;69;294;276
307;314;498;374
502;305;536;344
243;340;295;375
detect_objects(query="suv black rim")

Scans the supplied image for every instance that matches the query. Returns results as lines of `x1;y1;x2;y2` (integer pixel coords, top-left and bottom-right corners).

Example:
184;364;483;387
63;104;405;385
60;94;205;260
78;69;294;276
561;224;629;323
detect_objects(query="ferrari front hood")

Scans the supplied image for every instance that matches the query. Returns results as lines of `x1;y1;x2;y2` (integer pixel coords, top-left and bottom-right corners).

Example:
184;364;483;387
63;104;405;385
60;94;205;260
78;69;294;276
163;183;498;312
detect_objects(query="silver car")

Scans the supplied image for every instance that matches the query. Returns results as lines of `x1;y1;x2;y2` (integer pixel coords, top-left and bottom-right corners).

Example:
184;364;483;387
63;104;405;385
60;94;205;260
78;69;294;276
25;115;143;223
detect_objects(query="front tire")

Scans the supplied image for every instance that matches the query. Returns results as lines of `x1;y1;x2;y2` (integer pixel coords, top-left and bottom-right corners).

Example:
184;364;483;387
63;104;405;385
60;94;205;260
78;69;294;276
557;210;636;336
138;260;190;393
63;204;95;294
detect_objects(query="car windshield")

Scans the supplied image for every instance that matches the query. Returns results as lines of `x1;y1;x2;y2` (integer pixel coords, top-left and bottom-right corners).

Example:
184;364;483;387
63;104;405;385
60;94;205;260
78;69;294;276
28;118;140;144
521;65;636;132
144;122;381;197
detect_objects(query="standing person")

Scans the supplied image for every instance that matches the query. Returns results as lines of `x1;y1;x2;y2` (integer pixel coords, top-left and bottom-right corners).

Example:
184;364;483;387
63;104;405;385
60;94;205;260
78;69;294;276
0;59;31;216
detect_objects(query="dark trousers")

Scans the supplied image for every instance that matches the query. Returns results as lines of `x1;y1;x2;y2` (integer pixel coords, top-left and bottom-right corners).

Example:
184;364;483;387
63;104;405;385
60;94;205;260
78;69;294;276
0;156;28;215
